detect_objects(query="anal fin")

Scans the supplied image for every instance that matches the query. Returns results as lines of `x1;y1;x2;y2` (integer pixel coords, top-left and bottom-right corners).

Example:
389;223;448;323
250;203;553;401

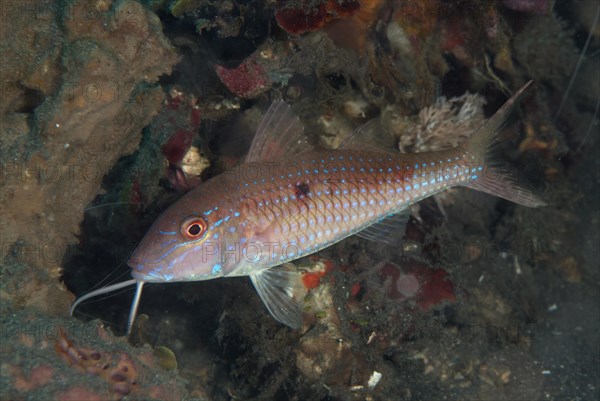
249;263;306;328
356;211;410;245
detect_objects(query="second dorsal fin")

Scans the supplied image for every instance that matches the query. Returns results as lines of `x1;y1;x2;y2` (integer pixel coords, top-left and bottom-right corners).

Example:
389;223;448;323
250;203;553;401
246;101;310;162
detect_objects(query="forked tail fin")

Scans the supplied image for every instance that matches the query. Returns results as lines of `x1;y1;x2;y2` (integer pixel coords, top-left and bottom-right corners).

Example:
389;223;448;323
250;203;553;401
461;81;546;207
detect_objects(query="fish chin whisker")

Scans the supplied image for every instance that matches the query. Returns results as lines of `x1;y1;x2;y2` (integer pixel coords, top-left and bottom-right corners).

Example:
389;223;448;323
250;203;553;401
70;278;149;336
127;281;145;336
70;279;138;318
75;284;139;306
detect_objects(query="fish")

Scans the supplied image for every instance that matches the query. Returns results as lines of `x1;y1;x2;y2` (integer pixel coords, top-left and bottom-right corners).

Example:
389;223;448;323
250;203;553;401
70;81;545;334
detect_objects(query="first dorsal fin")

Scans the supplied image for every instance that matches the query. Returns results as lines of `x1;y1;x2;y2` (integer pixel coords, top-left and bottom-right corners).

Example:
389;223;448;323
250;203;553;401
337;118;397;153
246;101;310;162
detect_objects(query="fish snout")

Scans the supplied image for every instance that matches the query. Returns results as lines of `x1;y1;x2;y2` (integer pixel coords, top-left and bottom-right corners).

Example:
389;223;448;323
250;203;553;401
127;255;145;272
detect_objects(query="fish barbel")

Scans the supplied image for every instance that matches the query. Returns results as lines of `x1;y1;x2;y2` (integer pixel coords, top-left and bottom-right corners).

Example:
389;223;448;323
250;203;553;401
71;82;545;333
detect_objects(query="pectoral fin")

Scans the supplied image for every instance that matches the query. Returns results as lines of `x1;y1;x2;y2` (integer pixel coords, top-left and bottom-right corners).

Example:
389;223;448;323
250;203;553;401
249;263;306;328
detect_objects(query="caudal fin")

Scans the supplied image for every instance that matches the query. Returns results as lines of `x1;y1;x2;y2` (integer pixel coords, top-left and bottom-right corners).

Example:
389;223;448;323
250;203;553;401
465;167;546;207
461;81;546;207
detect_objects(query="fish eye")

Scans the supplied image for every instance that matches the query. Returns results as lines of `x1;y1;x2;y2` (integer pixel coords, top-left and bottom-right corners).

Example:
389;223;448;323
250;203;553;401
180;216;208;240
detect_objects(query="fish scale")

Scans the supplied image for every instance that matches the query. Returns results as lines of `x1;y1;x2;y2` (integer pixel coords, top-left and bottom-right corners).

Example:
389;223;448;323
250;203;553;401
70;82;545;333
228;149;477;272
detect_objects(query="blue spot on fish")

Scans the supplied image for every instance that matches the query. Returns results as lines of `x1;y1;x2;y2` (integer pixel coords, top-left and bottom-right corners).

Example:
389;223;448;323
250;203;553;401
145;270;162;280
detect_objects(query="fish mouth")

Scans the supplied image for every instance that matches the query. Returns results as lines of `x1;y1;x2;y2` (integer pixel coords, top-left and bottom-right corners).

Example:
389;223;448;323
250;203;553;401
127;256;174;282
127;256;147;272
